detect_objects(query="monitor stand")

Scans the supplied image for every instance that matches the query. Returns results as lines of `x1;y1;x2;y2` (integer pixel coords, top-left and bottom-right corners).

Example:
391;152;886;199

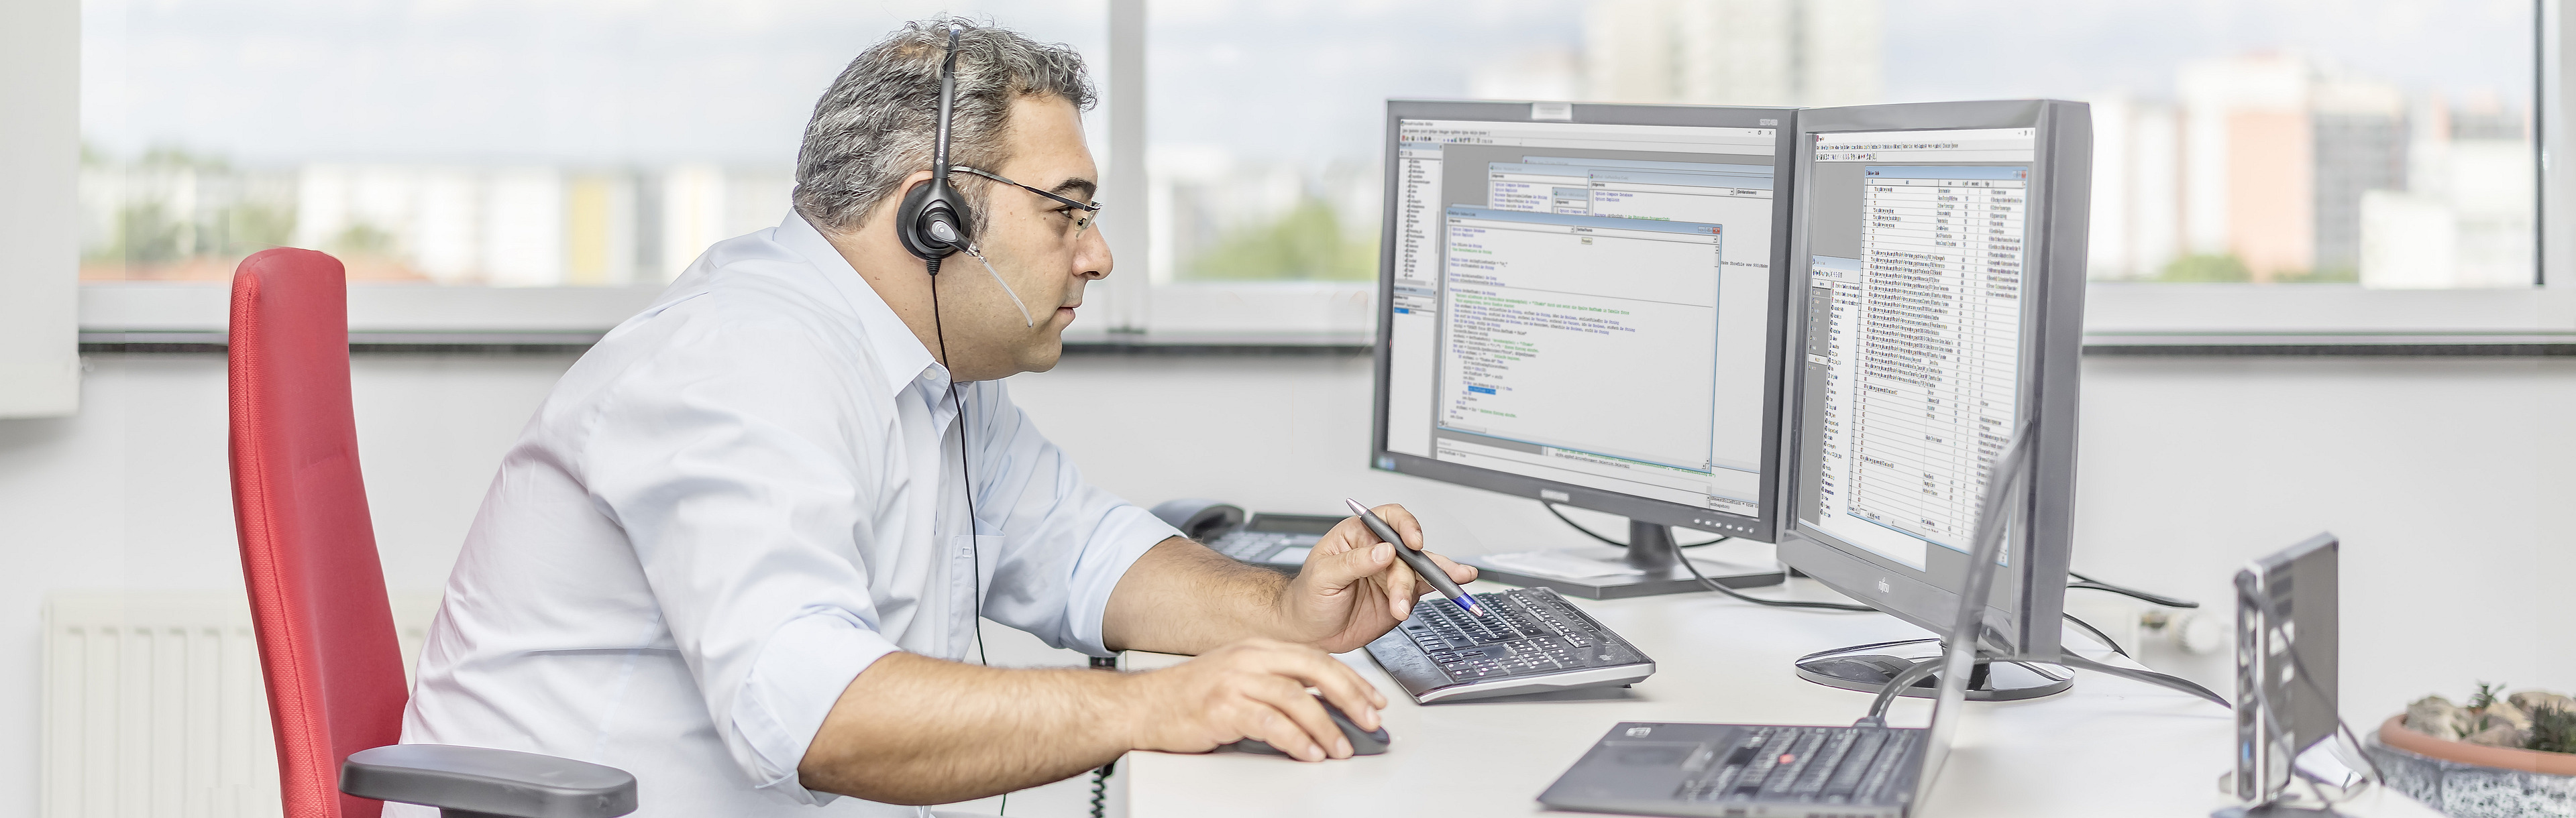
1794;638;2073;701
1464;519;1786;601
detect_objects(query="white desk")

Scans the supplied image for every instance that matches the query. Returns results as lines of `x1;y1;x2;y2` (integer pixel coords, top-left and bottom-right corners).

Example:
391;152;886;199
1120;579;2439;818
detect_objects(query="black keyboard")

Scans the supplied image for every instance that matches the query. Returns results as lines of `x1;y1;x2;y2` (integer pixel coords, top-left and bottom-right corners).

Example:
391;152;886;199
1676;725;1922;807
1364;587;1655;703
1540;721;1929;818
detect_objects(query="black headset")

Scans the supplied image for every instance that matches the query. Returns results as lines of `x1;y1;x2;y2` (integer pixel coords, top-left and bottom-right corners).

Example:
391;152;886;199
896;25;973;266
902;24;994;670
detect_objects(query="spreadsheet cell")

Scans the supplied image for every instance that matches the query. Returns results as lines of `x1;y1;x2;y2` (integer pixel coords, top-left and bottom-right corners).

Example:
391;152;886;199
1837;172;2029;550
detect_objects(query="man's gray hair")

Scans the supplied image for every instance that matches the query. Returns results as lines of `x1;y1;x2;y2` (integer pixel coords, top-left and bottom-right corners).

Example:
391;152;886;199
794;18;1096;236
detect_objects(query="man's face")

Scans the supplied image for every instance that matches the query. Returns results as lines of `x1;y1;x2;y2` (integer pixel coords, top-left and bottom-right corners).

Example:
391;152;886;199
938;94;1108;379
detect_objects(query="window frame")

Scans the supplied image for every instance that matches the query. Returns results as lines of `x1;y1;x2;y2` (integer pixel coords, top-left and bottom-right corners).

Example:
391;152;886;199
62;0;2576;350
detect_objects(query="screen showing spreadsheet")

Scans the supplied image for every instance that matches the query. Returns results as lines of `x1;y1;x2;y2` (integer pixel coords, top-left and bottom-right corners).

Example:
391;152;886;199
1378;117;1780;520
1792;127;2038;570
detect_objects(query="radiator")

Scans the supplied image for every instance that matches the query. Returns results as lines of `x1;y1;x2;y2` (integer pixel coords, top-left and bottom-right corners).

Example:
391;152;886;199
41;591;440;818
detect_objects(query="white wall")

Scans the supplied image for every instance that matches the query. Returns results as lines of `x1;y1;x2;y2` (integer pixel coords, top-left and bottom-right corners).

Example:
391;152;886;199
2;350;2570;818
0;0;80;418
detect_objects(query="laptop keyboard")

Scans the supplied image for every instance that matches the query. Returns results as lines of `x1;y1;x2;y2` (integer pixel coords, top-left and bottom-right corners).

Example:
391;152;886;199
1393;587;1646;683
1674;725;1920;807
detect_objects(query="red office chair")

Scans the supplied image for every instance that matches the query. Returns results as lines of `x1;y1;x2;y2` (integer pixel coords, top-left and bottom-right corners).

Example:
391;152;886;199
227;248;637;818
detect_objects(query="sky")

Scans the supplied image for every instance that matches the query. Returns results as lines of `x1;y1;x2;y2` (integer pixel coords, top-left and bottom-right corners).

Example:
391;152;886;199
81;0;2535;170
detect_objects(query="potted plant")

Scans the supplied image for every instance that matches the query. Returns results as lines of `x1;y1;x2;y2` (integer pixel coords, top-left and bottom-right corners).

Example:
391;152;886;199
2367;683;2576;817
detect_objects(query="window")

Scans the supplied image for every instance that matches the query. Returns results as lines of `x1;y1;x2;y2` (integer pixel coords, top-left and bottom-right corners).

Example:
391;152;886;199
1143;3;1583;287
78;0;1106;288
1586;0;2537;288
66;0;2567;342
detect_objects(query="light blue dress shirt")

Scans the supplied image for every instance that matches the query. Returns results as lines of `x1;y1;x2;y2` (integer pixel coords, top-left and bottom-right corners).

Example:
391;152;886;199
394;212;1181;817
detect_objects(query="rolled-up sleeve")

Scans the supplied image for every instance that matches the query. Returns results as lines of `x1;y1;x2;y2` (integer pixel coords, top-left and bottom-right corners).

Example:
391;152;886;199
969;381;1183;656
577;310;896;805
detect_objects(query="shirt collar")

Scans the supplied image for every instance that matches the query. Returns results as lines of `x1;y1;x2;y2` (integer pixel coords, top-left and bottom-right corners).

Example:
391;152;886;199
771;210;944;398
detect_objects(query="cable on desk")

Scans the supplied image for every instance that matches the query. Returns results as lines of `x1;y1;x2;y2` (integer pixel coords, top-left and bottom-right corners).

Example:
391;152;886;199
2052;652;2229;708
1541;502;1728;547
1088;760;1113;818
1673;546;1879;612
1540;502;1868;610
2060;611;2129;657
2067;571;2200;608
1855;656;1944;727
1087;655;1117;818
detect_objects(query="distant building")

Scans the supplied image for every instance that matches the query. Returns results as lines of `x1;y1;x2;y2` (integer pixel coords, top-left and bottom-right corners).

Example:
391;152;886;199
1583;0;1881;107
1469;48;1584;102
2310;82;2410;278
2145;54;2526;287
2086;96;2183;280
2361;94;2534;288
2177;54;2320;280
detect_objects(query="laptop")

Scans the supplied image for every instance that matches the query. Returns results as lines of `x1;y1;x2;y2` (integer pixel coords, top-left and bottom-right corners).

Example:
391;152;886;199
1536;432;2035;818
1537;599;1980;818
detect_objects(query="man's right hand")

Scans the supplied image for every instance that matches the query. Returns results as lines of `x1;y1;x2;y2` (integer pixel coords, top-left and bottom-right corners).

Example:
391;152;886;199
1119;638;1387;762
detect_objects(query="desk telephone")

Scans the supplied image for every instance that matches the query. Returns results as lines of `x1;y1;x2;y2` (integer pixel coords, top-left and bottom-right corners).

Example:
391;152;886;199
1148;498;1340;573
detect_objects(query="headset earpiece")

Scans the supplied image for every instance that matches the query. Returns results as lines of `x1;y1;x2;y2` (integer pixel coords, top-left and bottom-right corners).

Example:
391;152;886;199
898;177;973;261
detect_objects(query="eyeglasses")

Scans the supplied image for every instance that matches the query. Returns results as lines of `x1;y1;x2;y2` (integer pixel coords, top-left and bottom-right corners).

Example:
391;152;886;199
947;165;1102;238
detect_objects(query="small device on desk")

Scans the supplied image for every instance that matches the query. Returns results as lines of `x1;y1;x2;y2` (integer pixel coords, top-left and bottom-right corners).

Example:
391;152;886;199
2220;532;2348;818
1365;587;1656;703
1148;499;1340;573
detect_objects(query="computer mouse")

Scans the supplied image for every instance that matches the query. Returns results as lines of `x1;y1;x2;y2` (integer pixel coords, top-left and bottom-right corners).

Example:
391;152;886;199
1222;695;1391;757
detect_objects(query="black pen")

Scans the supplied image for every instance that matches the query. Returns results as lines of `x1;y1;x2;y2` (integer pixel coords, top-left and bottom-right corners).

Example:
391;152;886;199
1344;498;1484;617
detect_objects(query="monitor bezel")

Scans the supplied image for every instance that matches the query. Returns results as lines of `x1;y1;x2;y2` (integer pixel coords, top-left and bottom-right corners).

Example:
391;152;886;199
1774;100;2091;658
1368;99;1801;543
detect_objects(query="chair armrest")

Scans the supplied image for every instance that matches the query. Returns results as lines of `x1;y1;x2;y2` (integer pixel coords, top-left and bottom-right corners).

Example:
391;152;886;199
341;744;638;818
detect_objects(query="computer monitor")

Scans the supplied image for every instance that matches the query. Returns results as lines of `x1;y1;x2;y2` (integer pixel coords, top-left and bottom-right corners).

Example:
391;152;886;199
1776;100;2092;699
1368;99;1799;599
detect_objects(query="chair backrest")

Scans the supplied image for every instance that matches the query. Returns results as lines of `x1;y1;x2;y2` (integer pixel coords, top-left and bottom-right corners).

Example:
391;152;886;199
227;249;409;818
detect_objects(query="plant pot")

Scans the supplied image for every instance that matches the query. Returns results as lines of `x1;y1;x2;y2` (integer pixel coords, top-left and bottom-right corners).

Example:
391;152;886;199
2380;715;2576;776
2367;715;2576;818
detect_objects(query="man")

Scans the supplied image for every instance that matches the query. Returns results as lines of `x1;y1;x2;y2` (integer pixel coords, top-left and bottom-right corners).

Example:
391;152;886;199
396;18;1477;817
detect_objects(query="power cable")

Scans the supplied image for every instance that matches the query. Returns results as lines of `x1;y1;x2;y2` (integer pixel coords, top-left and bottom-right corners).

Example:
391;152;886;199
1542;503;1878;611
2067;571;2200;608
2060;612;2129;658
1674;547;1881;612
1540;502;1727;546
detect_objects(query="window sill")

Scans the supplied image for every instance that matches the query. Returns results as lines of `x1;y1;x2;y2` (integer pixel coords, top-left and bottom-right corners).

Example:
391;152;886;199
1059;329;1371;356
74;281;2576;357
2081;332;2576;356
79;282;663;334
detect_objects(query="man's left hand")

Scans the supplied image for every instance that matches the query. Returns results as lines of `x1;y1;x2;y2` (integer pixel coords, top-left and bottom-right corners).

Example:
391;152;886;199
1275;504;1478;654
